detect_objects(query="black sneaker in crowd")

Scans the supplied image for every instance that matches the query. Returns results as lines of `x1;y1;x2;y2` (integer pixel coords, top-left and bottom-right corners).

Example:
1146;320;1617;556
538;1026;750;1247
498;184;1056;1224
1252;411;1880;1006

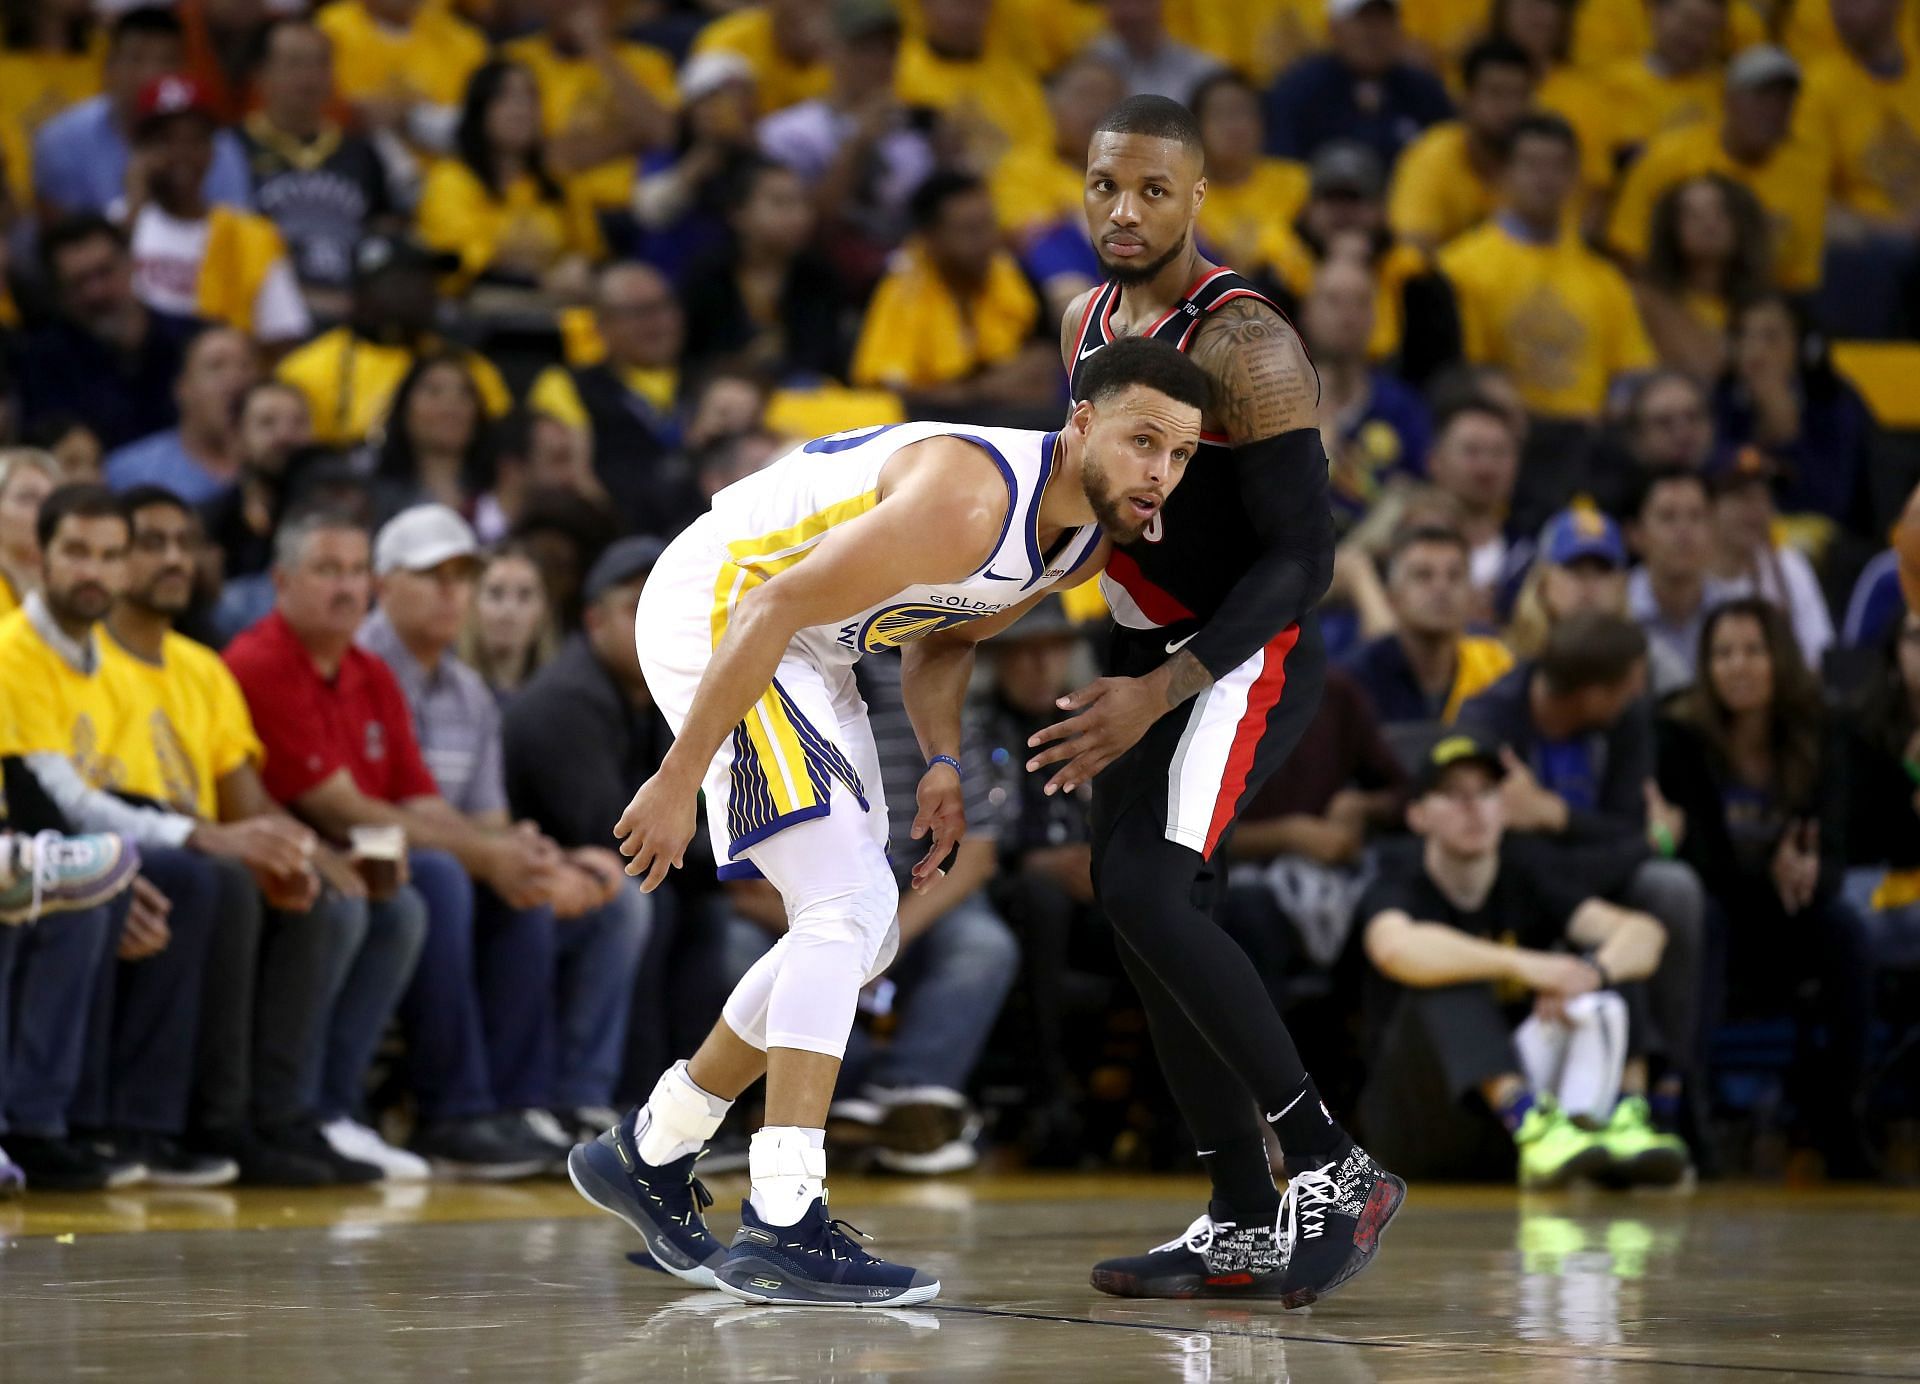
189;1127;334;1188
264;1120;383;1185
113;1131;240;1188
411;1117;549;1181
5;1134;146;1191
1091;1205;1288;1299
1275;1143;1406;1309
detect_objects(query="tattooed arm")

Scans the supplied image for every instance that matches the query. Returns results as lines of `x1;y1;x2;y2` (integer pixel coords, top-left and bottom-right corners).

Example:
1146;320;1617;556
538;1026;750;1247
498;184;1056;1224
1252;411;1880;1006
1163;297;1332;690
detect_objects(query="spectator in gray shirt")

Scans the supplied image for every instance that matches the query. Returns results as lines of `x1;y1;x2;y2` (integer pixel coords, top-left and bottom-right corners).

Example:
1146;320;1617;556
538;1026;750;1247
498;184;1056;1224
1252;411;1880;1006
1083;0;1224;105
360;506;649;1149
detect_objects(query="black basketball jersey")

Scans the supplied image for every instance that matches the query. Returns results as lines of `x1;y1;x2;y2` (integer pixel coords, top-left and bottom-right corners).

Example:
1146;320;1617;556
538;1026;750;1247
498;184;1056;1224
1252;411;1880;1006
1067;266;1306;634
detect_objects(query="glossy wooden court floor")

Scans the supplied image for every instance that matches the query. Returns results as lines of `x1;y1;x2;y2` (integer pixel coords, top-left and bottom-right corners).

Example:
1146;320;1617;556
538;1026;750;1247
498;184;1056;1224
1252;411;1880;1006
3;1173;1917;1382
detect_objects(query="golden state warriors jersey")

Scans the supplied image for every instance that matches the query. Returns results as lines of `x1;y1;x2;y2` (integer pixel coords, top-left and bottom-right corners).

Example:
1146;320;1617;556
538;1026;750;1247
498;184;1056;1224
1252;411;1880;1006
702;421;1102;667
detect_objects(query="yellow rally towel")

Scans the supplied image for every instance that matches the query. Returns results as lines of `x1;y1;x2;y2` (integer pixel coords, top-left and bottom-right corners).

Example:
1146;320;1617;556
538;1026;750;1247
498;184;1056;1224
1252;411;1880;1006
194;206;288;336
1872;868;1920;911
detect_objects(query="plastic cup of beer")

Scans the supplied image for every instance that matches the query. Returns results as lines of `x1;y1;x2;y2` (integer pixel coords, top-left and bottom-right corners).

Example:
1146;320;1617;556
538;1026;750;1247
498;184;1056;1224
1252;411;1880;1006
349;824;406;901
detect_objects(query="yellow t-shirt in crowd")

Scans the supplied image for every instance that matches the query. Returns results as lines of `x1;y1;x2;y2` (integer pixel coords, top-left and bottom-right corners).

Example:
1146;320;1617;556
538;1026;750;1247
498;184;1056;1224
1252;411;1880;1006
851;242;1040;391
691;6;831;114
0;40;102;207
527;362;676;431
1775;0;1920;67
1165;0;1319;82
990;145;1083;235
895;36;1054;165
1595;59;1723;169
1536;65;1617;188
276;327;512;446
1446;635;1516;723
1264;229;1434;363
1198;160;1312;269
316;0;488;110
101;629;263;820
1569;0;1766;72
501;32;679;208
898;0;1101;75
1440;217;1654;419
1799;52;1920;219
0;612;129;791
1608;122;1832;291
0;571;22;620
1387;122;1498;249
416;161;605;284
1401;0;1495;78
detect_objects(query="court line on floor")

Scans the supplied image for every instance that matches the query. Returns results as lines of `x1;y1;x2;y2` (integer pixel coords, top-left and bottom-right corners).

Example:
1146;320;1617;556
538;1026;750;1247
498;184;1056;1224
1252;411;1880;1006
928;1303;1920;1381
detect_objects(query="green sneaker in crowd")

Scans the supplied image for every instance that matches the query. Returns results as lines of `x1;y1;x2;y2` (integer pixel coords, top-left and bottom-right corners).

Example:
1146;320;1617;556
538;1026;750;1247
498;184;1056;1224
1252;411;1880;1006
1597;1096;1693;1187
1515;1097;1612;1190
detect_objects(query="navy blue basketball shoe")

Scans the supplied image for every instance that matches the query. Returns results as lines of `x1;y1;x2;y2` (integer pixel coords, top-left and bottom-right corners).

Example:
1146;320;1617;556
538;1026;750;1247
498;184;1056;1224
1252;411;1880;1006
713;1197;941;1307
568;1114;727;1288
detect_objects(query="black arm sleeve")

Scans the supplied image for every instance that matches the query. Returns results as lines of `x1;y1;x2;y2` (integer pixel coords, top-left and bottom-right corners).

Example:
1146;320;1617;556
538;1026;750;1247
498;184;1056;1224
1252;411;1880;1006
1184;427;1337;680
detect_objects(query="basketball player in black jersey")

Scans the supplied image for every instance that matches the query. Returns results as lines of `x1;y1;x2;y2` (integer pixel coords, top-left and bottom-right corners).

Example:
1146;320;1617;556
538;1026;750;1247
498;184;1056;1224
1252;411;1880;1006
1026;96;1404;1307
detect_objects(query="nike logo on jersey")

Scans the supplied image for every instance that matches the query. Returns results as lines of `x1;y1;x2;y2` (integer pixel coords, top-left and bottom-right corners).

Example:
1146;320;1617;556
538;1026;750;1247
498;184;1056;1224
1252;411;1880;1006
1079;342;1104;361
1165;631;1197;655
982;569;1022;581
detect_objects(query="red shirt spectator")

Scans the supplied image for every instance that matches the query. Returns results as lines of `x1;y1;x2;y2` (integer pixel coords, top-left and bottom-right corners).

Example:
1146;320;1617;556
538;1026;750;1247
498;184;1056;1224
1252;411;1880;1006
225;607;437;805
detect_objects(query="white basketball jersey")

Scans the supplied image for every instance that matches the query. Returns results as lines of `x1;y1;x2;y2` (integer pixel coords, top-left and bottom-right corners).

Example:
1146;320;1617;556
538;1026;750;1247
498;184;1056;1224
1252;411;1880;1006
706;421;1101;665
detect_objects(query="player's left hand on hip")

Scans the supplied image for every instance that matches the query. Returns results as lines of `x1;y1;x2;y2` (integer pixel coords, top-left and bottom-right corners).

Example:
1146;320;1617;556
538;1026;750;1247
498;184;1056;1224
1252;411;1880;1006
1025;676;1160;796
909;766;965;894
614;775;695;893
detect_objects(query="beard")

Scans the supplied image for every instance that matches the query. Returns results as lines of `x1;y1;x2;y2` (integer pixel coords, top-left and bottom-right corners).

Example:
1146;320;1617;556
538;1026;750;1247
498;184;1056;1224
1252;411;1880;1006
48;583;110;627
1096;234;1188;287
1082;454;1149;543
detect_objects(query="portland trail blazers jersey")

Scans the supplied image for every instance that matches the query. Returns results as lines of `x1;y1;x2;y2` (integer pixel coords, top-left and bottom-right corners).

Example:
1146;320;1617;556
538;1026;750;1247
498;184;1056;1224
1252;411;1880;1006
1067;266;1306;635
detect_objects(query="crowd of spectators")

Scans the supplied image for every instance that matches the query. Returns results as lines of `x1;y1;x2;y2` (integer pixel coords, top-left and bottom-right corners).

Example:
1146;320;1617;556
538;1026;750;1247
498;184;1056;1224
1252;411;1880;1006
3;0;1920;1195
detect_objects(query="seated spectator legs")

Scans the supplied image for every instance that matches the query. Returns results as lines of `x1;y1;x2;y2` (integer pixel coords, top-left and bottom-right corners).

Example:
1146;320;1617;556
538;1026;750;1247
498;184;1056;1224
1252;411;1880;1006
549;881;652;1131
0;903;124;1189
1616;858;1706;1131
397;848;552;1177
312;884;431;1176
72;848;229;1185
466;883;563;1131
858;886;1020;1174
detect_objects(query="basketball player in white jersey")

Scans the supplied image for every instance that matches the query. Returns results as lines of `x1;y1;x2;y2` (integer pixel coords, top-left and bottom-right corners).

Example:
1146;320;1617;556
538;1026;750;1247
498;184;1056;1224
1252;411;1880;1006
569;337;1209;1306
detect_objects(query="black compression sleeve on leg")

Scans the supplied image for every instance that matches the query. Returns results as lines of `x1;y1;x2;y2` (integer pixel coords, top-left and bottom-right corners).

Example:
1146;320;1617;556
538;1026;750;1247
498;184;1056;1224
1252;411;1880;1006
1183;428;1336;680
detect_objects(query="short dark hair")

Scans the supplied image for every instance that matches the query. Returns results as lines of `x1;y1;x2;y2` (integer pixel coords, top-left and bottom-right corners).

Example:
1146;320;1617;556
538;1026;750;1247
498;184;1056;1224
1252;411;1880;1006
252;14;324;73
1386;522;1469;577
108;5;183;52
1625;463;1710;520
1434;396;1515;440
1509;111;1580;157
118;484;194;527
36;482;127;552
1462;36;1534;88
1093;94;1204;159
1538;613;1647;696
40;214;126;280
909;171;987;233
1077;336;1211;415
1188;69;1261;128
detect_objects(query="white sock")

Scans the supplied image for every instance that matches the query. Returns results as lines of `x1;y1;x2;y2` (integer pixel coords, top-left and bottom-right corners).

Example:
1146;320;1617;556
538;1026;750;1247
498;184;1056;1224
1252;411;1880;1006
748;1125;827;1227
633;1060;732;1166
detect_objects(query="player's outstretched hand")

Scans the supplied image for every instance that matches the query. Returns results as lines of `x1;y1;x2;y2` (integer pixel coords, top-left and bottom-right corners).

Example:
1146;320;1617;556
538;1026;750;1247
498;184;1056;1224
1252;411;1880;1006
614;772;697;892
909;760;966;894
1025;676;1163;796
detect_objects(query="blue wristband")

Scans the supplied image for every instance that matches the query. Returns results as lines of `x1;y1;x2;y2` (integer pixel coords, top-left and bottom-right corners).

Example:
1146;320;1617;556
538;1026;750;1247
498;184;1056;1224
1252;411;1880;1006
927;754;962;779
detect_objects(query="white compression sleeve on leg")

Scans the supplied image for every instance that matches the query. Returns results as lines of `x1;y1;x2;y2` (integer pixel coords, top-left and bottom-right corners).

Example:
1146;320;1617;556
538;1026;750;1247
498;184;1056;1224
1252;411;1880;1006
1556;992;1629;1121
1513;1012;1569;1100
634;1059;733;1167
720;936;788;1052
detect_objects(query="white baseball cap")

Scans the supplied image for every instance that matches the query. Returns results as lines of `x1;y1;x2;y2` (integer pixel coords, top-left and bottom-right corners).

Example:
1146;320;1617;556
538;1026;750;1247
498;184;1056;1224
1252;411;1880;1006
373;504;479;577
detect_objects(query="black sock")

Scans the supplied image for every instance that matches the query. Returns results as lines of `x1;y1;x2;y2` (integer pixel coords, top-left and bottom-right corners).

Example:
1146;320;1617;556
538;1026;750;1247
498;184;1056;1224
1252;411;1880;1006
1269;1076;1350;1171
1200;1139;1279;1219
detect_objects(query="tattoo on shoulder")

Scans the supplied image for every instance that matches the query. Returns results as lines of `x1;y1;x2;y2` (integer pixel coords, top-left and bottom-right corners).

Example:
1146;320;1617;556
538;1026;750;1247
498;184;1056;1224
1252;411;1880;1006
1187;299;1320;442
1160;650;1213;709
1060;287;1097;371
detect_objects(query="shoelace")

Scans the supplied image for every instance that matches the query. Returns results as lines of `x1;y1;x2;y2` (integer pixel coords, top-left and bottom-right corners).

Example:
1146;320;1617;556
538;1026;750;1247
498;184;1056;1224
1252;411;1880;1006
1151;1213;1217;1257
819;1216;880;1265
1278;1167;1337;1250
25;830;71;923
